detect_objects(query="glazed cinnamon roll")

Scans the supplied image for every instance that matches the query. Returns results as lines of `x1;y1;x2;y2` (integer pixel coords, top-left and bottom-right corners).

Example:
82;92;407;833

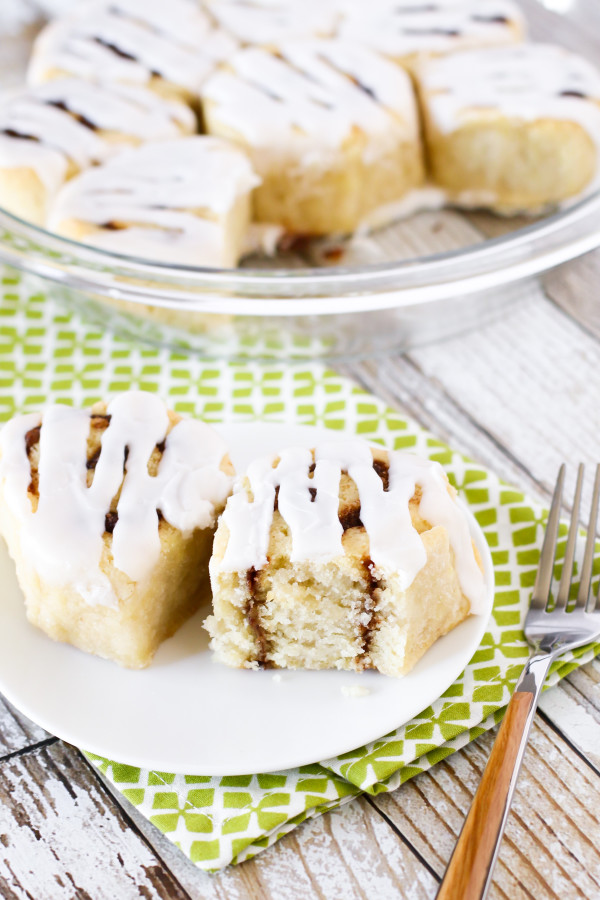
205;0;339;46
202;39;425;235
28;0;237;105
49;136;259;266
0;392;234;668
0;79;195;225
339;0;525;71
205;441;485;677
416;43;600;213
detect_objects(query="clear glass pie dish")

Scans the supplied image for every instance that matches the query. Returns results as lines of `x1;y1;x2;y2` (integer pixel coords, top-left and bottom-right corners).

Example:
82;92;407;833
0;0;599;361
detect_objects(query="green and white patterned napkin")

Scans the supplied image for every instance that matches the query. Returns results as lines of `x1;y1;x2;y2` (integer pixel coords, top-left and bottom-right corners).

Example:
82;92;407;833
1;269;598;872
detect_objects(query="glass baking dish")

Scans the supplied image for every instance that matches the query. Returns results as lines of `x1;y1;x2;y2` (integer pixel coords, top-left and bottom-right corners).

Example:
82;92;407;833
1;0;599;360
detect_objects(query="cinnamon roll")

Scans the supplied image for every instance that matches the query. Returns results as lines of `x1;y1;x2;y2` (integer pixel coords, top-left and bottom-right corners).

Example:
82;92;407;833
48;136;259;266
28;0;237;105
416;43;600;213
205;0;339;46
339;0;525;71
0;392;234;668
205;441;485;677
202;39;425;235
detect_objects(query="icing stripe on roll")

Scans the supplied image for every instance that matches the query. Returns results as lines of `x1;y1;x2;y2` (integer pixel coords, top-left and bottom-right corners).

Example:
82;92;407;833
203;39;419;152
28;0;238;93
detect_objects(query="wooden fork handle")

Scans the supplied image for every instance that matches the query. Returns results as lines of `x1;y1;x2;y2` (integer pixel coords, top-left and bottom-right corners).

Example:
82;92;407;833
437;653;553;900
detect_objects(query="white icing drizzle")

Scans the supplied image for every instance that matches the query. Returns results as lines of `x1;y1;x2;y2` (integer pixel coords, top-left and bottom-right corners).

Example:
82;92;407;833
0;91;107;172
203;39;419;157
28;0;237;94
339;0;524;60
0;392;232;606
0;79;195;199
418;43;600;155
48;137;260;266
206;0;339;46
218;441;486;614
33;79;196;139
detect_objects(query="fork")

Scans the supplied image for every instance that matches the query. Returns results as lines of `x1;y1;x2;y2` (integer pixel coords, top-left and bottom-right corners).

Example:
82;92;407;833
437;464;600;900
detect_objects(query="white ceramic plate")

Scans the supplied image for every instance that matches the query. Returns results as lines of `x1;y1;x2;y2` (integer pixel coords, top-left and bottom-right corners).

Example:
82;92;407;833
0;423;494;775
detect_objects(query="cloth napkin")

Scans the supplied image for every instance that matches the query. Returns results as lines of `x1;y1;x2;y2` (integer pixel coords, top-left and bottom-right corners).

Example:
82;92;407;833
1;268;598;872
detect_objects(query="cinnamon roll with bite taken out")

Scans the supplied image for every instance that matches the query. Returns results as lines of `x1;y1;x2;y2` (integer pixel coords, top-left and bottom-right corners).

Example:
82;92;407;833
205;440;485;677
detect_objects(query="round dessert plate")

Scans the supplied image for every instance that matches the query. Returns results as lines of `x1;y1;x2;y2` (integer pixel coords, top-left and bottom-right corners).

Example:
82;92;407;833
0;423;494;775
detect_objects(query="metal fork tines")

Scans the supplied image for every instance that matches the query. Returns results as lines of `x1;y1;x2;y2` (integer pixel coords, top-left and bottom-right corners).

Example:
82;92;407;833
528;463;600;657
437;465;600;900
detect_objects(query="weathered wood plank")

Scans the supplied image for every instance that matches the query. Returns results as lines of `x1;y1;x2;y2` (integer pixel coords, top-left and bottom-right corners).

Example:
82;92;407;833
0;741;191;900
540;660;600;775
0;695;48;758
372;714;600;900
339;351;549;507
543;250;600;341
350;284;600;510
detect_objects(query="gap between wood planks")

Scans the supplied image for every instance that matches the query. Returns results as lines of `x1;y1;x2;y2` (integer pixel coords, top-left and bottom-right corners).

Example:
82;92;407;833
0;735;57;764
73;746;195;900
364;795;441;885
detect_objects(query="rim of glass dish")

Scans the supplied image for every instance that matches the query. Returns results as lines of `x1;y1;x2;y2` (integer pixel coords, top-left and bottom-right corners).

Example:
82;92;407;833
1;189;600;316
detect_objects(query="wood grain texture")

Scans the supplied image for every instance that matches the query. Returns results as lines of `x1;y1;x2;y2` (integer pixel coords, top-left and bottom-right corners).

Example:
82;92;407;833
350;277;600;510
539;658;600;775
0;741;191;900
0;696;48;759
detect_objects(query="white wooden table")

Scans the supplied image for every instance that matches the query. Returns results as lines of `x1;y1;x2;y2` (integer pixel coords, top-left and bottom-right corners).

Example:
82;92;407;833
0;248;599;899
1;8;600;897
